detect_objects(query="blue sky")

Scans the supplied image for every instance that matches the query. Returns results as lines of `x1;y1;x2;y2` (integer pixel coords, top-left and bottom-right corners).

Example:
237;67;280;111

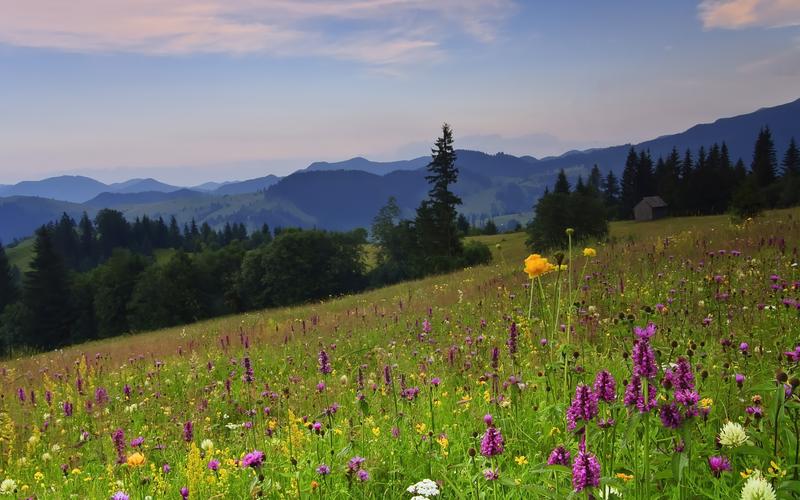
0;0;798;185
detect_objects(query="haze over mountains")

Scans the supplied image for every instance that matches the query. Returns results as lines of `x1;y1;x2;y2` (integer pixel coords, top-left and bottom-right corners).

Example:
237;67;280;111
1;98;798;244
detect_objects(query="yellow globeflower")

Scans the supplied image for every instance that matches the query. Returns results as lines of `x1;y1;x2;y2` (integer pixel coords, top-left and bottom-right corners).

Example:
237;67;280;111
582;247;597;257
126;452;145;467
524;254;555;278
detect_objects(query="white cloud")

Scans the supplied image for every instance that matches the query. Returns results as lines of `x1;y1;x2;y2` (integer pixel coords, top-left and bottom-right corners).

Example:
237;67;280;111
699;0;800;29
0;0;513;65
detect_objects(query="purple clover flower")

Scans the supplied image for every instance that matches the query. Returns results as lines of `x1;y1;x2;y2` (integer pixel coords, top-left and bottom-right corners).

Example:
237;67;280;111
708;456;731;477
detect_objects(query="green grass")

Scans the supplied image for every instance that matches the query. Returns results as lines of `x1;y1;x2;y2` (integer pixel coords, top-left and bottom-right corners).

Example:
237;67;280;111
5;237;34;273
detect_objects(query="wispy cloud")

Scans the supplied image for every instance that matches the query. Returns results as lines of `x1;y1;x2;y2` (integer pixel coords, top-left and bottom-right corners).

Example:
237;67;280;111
698;0;800;29
0;0;513;65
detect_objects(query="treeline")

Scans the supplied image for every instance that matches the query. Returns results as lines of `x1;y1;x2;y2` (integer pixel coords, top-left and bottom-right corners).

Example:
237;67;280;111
603;127;799;219
526;169;609;249
526;128;800;249
0;124;491;354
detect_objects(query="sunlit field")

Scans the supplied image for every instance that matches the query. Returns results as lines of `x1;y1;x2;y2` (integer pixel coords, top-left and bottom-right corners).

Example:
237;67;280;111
2;209;800;499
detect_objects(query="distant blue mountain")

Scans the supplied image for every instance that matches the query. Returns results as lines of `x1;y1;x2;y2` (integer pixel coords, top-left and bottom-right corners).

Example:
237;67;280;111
306;156;429;175
533;98;800;176
213;175;281;195
85;189;208;208
0;175;108;203
107;178;181;194
0;196;94;243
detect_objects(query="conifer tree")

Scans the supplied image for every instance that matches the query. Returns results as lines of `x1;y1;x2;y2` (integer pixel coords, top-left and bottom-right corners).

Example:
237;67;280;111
416;123;462;260
554;169;571;194
782;137;799;177
21;227;73;349
751;126;778;188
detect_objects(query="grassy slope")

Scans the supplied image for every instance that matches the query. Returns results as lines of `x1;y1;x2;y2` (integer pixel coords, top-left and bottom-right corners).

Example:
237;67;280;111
7;207;798;373
5;238;34;273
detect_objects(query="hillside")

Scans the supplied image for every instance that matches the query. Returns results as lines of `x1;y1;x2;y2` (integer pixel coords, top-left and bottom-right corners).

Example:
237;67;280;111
2;208;798;498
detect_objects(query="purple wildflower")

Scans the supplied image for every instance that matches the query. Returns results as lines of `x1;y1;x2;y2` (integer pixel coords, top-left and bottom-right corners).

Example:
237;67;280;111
63;401;73;417
593;370;617;402
659;401;683;429
663;358;694;391
480;426;504;457
483;468;499;481
507;322;518;355
632;339;658;379
242;357;254;383
347;456;366;473
571;450;601;492
357;469;370;482
208;459;220;471
183;421;193;442
111;492;130;500
180;487;189;499
130;436;144;448
316;464;331;475
624;375;657;413
318;350;332;375
633;322;656;340
241;450;265;468
547;446;571;466
708;456;731;477
111;428;126;464
566;384;599;431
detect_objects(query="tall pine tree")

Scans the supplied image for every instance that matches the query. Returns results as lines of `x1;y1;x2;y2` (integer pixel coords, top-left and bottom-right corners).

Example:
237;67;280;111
782;137;799;177
416;123;463;263
751;126;778;188
22;227;73;349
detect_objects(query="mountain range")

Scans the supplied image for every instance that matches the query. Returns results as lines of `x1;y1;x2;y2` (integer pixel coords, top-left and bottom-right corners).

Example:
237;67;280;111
1;98;798;244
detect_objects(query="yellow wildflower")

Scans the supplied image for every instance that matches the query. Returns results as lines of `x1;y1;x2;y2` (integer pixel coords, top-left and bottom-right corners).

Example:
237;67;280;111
524;254;556;279
616;473;634;482
515;455;528;465
583;247;597;257
127;452;145;467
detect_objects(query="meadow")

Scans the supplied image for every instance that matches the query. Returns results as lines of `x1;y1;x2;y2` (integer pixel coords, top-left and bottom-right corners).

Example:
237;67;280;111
1;209;799;499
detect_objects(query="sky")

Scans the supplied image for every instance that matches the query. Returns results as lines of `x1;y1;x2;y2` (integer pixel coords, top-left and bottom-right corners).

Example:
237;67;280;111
0;0;799;185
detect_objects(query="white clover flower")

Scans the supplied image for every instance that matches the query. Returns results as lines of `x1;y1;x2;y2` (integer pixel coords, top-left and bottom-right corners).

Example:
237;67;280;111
407;478;440;497
201;439;214;451
51;444;61;452
41;452;52;462
0;479;16;495
719;421;748;448
740;472;776;500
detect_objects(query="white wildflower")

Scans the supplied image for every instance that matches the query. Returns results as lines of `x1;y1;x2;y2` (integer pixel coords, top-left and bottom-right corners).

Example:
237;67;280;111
201;439;214;451
740;471;776;500
0;479;16;495
719;421;748;448
407;478;440;497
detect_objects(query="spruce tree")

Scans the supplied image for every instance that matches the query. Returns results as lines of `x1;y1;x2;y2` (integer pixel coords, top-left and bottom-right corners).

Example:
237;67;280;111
22;227;73;349
554;169;571;194
782;137;799;177
751;127;778;188
602;170;620;209
620;147;639;218
0;242;17;314
417;123;463;260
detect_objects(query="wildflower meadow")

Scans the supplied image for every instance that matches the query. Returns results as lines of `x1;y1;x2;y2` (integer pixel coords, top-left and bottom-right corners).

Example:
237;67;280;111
1;210;799;499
